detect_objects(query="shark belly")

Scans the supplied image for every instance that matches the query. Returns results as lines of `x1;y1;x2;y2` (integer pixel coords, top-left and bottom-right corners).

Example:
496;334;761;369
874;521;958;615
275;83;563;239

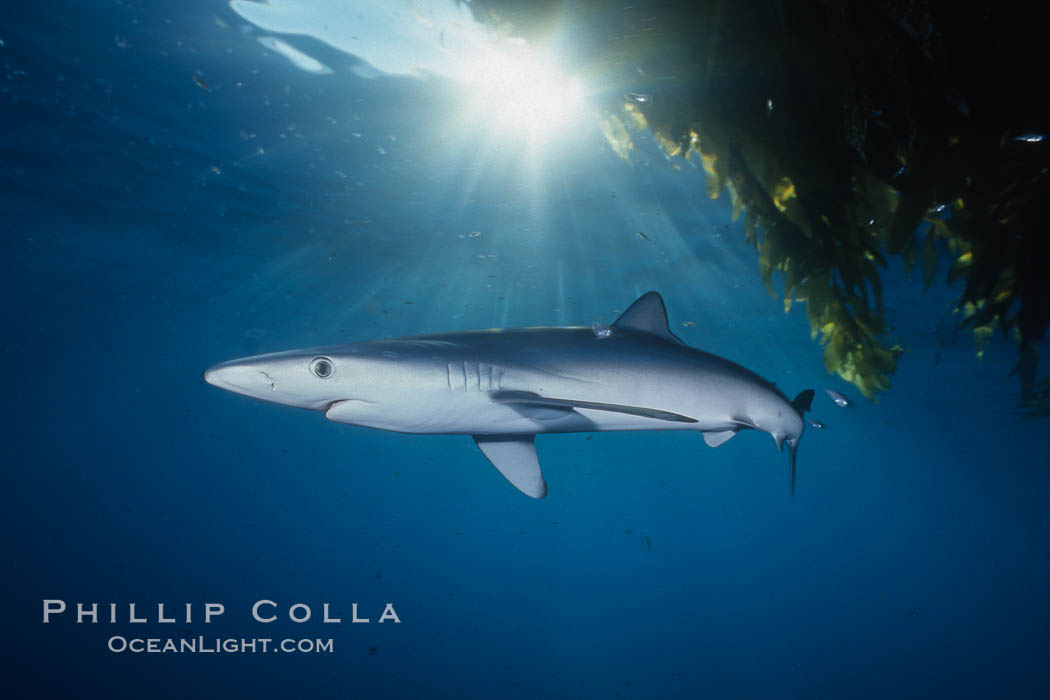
326;389;598;435
324;351;701;436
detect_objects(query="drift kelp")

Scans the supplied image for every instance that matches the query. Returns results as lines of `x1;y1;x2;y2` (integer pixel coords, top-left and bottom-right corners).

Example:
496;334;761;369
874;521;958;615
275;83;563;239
469;0;1050;403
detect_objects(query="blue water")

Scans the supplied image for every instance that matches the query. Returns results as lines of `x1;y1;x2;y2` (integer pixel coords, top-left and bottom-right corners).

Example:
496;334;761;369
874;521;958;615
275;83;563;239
5;2;1049;698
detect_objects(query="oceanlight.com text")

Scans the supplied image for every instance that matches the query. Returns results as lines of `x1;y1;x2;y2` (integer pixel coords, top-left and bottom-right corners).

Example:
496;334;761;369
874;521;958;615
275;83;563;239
107;636;334;654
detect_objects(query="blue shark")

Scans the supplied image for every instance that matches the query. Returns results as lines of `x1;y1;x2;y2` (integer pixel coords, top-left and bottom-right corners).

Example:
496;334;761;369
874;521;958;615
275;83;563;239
205;292;813;498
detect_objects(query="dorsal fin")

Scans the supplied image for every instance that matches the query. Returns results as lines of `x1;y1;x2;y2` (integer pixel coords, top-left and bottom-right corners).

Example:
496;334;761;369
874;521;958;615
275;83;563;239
611;292;684;345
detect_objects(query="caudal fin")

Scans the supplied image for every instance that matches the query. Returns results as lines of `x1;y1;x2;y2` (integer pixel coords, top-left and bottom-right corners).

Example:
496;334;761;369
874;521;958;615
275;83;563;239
791;389;814;415
787;390;813;499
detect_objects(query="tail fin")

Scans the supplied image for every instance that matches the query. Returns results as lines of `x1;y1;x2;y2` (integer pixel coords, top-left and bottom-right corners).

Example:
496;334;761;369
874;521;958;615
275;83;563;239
788;390;813;498
787;438;799;499
791;389;814;415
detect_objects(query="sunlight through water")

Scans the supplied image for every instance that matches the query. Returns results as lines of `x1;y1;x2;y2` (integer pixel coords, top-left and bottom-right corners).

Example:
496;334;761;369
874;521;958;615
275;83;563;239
460;44;585;140
230;0;587;141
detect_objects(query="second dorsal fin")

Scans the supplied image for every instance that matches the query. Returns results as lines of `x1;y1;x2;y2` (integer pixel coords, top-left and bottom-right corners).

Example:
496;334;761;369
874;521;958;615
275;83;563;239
612;291;684;345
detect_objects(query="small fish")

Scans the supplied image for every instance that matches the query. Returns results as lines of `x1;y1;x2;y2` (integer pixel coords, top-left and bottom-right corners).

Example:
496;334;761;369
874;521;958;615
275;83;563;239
192;74;211;92
825;388;851;408
636;231;650;241
1013;133;1046;143
592;322;612;339
905;610;920;619
628;92;651;104
807;419;825;429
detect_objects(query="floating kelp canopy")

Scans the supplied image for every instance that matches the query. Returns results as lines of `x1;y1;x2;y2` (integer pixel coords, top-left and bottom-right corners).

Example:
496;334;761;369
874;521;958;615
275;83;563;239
470;0;1050;404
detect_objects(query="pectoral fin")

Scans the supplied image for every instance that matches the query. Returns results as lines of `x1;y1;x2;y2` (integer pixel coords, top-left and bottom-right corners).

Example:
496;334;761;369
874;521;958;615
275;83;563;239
702;430;737;447
473;435;547;499
492;391;697;424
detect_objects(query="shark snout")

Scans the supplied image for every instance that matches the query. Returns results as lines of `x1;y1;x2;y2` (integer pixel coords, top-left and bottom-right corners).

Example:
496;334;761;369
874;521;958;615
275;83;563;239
204;355;341;411
203;362;274;396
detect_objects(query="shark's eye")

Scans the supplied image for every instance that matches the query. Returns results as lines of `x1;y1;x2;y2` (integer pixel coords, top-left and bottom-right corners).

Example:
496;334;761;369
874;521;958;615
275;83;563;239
310;357;333;379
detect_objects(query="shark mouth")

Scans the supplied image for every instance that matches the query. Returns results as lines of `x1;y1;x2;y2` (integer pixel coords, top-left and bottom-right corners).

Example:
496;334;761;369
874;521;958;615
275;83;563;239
324;398;377;417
